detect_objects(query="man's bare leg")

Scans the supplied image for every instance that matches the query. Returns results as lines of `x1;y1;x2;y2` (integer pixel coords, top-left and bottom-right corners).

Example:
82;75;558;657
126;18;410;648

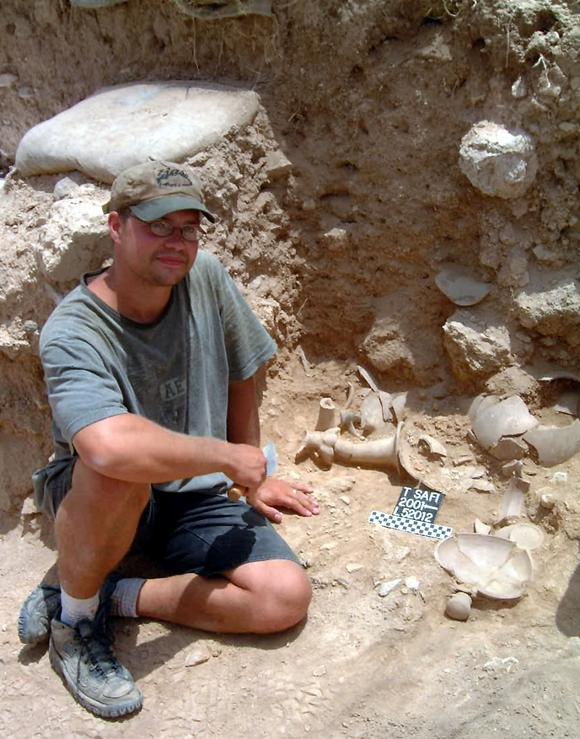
136;560;312;634
55;459;311;634
55;459;151;599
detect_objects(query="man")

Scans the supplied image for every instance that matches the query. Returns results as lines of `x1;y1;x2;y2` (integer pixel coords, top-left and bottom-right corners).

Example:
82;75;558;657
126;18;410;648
18;160;318;719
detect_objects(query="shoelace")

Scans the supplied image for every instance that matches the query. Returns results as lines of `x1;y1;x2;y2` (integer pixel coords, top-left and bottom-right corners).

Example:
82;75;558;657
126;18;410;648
77;615;122;678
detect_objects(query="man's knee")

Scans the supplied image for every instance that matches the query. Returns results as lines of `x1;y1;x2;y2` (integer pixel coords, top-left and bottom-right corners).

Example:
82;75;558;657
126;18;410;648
248;561;312;634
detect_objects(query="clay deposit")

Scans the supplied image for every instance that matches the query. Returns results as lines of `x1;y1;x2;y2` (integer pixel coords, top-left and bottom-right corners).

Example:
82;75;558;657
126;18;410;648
1;1;579;737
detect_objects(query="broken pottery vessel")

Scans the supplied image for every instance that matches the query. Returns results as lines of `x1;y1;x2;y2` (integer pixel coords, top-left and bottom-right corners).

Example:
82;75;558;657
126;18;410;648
523;420;580;466
470;395;537;450
435;533;533;600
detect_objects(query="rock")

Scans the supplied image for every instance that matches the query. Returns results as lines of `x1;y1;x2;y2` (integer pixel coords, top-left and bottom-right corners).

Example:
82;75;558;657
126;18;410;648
378;578;402;597
185;644;211;667
514;278;580;347
485;366;539;398
443;309;513;382
540;493;555;510
321;226;350;252
445;592;472;621
18;86;35;100
469;480;496;494
53;177;81;200
36;198;111;285
0;73;18;88
489;437;528;461
482;656;519;673
459;121;538;199
264;150;292;181
16;81;260;182
404;576;420;593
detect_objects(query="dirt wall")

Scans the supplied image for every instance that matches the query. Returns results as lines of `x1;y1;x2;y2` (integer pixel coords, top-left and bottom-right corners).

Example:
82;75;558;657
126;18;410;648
0;0;578;515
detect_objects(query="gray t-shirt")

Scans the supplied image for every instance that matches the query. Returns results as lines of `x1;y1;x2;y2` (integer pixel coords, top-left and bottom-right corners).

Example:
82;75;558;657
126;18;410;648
39;250;276;493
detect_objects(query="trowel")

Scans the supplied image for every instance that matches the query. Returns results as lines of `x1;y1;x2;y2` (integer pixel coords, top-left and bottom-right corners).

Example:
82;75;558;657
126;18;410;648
227;441;278;502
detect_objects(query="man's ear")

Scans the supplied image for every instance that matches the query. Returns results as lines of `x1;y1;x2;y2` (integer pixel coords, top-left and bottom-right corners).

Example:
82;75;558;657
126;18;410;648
108;211;123;246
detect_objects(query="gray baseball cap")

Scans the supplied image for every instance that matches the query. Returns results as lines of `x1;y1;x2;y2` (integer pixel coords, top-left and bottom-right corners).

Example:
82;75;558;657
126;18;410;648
102;160;216;222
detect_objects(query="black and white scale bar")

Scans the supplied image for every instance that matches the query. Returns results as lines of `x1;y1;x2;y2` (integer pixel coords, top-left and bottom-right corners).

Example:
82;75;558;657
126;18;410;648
369;511;453;541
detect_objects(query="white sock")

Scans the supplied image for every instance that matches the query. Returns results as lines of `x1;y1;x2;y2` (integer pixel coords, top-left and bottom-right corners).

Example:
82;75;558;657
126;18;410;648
60;589;100;628
110;578;146;618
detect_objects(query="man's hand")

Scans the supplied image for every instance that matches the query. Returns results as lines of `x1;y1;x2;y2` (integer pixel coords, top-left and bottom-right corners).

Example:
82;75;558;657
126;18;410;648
245;478;319;524
227;443;268;490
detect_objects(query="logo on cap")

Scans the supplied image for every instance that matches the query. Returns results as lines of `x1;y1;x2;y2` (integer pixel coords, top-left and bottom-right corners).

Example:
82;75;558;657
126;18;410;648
156;167;193;188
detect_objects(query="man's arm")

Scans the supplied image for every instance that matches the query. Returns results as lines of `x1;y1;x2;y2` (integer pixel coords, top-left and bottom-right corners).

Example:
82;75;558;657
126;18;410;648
227;375;261;447
227;375;319;523
72;413;266;489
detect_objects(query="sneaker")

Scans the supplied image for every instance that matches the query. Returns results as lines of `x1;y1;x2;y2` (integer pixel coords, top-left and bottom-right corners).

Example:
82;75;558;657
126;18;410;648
49;608;143;718
18;585;61;645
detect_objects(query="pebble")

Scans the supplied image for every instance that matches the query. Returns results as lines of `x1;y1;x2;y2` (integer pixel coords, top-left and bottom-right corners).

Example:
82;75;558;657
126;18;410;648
53;176;80;200
18;86;34;99
445;592;472;621
346;563;363;573
184;644;211;667
404;576;420;593
312;665;327;677
540;493;555;510
339;495;351;505
0;73;18;88
482;656;519;673
378;578;401;597
552;471;568;484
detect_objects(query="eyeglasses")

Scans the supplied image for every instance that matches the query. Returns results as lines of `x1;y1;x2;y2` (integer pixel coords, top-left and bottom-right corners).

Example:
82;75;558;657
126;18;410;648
132;216;202;243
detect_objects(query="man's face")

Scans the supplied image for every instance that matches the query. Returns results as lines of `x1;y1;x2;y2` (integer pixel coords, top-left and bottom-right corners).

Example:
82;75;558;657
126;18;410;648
109;209;201;288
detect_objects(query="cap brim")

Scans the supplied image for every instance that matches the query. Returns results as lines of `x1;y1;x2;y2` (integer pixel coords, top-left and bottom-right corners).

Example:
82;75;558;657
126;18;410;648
130;195;216;223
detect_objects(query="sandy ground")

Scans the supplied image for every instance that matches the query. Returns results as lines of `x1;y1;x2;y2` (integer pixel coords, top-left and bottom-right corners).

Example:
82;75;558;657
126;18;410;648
2;363;579;738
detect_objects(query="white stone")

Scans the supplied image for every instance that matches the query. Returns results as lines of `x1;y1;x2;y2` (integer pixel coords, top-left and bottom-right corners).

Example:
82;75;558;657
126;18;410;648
404;576;420;593
53;176;81;200
459;121;538;199
36;199;111;284
378;578;401;597
0;73;18;88
185;644;211;667
16;81;260;182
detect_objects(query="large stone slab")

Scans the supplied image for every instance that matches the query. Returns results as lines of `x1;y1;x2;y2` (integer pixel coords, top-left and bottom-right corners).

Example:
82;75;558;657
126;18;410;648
15;81;260;182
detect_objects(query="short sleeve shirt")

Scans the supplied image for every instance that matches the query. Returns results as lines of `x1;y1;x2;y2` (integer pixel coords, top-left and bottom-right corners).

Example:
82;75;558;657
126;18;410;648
39;250;276;493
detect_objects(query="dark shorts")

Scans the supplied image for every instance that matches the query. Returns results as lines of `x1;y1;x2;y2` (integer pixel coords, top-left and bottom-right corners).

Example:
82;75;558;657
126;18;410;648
32;458;300;577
